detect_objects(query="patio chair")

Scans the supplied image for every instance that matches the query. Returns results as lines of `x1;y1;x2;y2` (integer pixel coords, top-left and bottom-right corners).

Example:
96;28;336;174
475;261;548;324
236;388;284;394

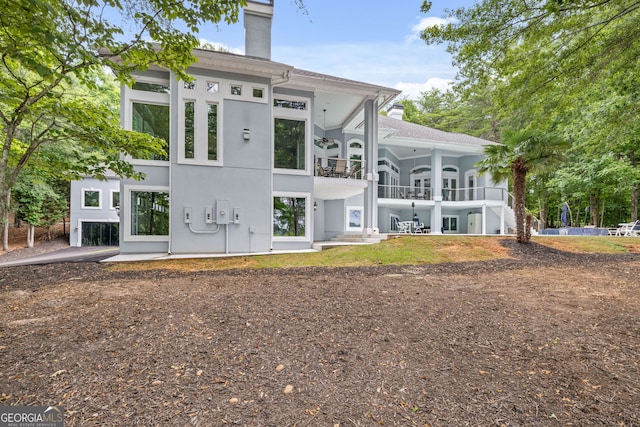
394;218;411;234
334;159;347;177
343;163;359;179
625;220;640;236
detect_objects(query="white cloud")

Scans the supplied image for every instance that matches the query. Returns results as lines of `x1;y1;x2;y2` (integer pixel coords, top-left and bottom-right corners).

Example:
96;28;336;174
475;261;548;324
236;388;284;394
198;38;244;55
395;78;454;100
405;16;453;44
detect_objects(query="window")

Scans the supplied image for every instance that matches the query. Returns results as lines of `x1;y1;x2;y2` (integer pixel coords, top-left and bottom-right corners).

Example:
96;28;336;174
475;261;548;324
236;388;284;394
442;216;459;233
346;206;363;232
82;189;101;209
231;85;242;96
178;75;221;165
110;190;120;210
207;104;218;161
253;88;264;98
274;99;307;110
183;81;195;90
130;190;169;237
184;101;195;159
132;81;170;94
274;118;306;170
132;102;169;161
207;81;219;93
273;195;307;238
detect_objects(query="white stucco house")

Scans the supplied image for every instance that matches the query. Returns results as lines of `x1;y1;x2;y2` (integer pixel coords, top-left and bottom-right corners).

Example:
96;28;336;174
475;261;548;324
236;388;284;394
69;0;511;251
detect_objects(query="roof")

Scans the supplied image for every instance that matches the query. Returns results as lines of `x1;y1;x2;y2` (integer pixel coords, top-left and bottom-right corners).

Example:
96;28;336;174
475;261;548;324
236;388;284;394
378;115;496;147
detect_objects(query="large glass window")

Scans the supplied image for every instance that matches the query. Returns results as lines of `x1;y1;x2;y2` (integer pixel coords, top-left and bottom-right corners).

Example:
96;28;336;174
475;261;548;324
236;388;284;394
273;196;306;237
132;102;169;161
130;191;169;236
274;118;306;170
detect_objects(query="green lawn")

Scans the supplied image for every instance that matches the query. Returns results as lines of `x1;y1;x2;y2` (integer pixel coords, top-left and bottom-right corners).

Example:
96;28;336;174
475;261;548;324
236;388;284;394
109;235;639;273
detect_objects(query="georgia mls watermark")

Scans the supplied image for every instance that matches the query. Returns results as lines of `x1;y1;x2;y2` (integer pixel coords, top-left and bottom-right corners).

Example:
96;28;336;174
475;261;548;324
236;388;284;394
0;406;64;427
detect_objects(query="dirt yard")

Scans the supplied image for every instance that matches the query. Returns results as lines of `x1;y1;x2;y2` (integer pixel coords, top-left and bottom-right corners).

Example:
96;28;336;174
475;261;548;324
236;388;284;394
1;241;639;426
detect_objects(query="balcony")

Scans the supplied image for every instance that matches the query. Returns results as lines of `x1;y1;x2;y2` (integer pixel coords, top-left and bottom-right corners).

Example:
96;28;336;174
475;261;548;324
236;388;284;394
314;157;366;200
378;185;508;203
315;157;364;179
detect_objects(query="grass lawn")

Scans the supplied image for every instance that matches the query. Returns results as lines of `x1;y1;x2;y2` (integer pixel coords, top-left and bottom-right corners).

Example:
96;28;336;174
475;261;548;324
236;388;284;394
108;235;640;273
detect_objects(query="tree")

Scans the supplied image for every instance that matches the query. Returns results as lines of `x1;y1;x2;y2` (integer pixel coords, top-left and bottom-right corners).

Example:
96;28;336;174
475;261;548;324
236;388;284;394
0;0;249;251
420;0;640;226
478;129;569;243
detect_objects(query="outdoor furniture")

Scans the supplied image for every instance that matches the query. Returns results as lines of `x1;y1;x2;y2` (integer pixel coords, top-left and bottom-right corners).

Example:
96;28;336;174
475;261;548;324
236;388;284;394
334;159;347;177
343;163;359;179
614;221;640;236
623;220;640;236
395;218;411;234
413;222;426;234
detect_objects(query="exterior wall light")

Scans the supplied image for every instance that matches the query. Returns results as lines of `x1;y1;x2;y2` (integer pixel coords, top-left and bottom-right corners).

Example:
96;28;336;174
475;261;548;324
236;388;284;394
313;201;318;211
243;129;251;141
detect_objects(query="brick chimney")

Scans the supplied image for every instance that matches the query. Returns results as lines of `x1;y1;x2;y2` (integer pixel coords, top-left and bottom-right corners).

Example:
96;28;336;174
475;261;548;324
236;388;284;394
244;0;274;60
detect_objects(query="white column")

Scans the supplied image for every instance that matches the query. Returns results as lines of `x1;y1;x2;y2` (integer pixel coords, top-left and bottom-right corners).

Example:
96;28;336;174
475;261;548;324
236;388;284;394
430;149;443;234
363;99;378;235
482;204;487;235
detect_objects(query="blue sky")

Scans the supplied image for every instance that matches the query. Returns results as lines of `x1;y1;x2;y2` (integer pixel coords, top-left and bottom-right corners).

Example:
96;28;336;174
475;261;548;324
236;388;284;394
197;1;475;100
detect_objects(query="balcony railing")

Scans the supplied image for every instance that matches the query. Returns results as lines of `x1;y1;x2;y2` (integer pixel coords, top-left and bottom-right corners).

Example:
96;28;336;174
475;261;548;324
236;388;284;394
315;157;365;180
378;185;508;202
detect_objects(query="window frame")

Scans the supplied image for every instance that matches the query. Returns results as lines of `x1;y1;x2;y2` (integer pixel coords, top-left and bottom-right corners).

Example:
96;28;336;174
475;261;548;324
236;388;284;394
123;185;170;242
346;205;364;232
123;76;171;166
272;191;311;242
81;189;102;210
273;95;311;175
110;189;120;211
177;74;224;166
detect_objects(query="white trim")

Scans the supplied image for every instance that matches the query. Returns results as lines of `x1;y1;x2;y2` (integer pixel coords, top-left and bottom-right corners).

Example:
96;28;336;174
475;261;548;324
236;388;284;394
464;169;478;201
123;76;171;163
273;95;311;175
346;205;364;232
109;189;120;210
123;185;170;242
76;219;120;247
272;191;311;242
81;188;102;210
442;215;459;233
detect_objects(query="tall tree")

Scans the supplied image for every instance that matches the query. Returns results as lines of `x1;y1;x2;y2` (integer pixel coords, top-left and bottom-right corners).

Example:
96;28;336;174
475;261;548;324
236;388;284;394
0;0;249;251
478;129;568;243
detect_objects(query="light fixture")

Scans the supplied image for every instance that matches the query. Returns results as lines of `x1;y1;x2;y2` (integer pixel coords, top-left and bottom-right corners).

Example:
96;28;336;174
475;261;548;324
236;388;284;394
412;201;415;219
313;201;318;211
315;109;335;147
243;128;250;141
115;204;120;217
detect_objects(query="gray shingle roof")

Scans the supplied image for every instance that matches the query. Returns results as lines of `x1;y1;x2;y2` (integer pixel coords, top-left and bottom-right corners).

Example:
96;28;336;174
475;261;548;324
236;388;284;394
378;115;495;146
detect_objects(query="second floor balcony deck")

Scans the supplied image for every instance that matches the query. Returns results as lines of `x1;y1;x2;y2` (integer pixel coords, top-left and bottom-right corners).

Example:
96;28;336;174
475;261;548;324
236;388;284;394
378;184;508;204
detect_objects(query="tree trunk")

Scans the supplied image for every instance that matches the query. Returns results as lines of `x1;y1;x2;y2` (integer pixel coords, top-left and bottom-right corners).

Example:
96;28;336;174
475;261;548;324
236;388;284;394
512;160;528;243
27;224;35;248
589;193;600;226
632;182;638;222
1;188;9;252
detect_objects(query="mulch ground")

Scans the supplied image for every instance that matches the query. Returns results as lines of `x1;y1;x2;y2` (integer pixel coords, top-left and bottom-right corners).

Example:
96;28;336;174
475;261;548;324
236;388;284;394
1;240;639;426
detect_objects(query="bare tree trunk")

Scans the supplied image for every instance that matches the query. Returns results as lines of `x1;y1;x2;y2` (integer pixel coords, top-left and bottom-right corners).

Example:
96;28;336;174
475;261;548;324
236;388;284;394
1;188;9;252
27;224;35;248
589;193;600;226
632;182;638;222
